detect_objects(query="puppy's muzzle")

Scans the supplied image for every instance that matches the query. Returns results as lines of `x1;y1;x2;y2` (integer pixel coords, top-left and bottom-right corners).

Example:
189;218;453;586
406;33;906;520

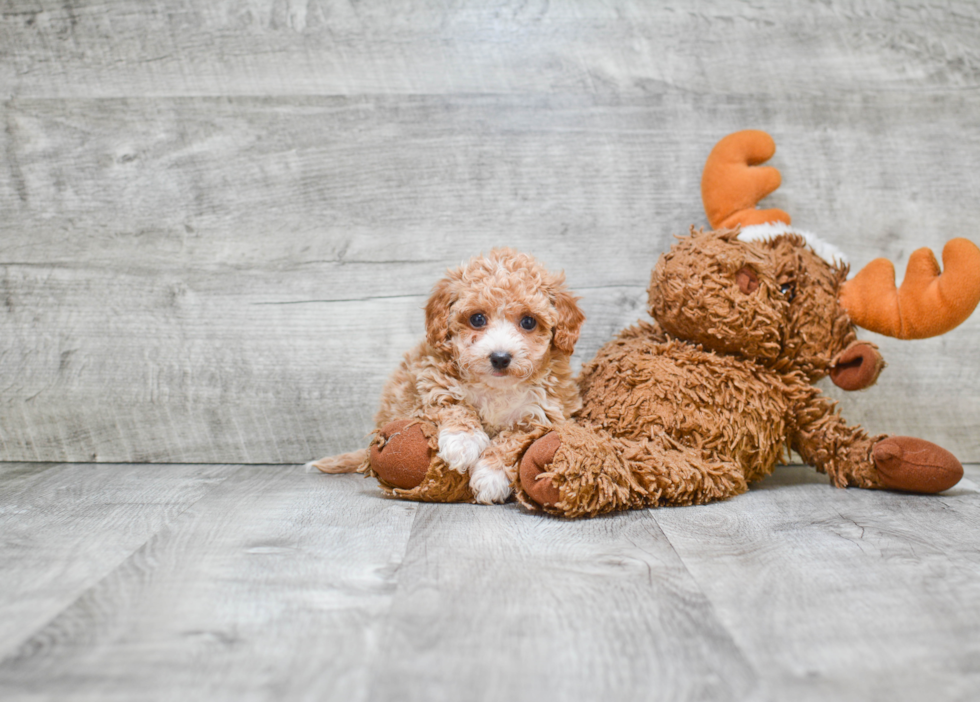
489;351;512;371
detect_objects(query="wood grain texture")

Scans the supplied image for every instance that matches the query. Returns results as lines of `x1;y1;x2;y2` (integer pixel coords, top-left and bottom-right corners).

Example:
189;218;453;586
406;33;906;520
2;0;980;98
0;462;978;701
2;95;979;462
2;0;980;463
367;504;757;702
0;462;236;660
654;465;980;702
0;464;420;702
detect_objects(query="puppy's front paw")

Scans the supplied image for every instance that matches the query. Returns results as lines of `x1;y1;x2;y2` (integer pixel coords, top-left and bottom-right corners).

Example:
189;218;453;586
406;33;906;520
437;428;491;474
469;459;513;504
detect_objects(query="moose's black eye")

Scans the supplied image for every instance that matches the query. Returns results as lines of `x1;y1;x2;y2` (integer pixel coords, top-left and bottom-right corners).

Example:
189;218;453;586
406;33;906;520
780;282;796;301
469;313;487;329
520;316;537;331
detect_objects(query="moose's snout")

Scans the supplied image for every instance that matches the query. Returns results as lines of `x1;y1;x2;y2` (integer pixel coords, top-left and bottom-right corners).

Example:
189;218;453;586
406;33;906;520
830;342;885;391
490;351;512;371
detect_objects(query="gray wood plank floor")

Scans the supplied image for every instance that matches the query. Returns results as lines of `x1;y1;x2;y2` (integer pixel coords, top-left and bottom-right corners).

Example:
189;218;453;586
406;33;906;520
1;462;978;702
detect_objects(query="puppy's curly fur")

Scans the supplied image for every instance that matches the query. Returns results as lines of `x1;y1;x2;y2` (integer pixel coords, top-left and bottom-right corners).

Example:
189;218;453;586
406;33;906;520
309;248;585;504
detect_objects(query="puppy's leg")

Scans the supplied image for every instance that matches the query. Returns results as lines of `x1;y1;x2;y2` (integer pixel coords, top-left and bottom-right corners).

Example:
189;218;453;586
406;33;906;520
431;406;491;475
469;458;512;504
470;427;550;505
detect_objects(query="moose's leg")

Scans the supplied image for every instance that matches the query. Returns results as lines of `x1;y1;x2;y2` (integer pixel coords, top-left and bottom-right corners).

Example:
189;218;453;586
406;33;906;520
872;436;963;493
516;423;749;518
793;420;882;490
792;394;963;493
369;419;473;502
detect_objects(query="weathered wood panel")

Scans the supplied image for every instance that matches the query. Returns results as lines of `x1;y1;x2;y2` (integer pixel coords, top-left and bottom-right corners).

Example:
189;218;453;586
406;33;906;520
0;462;236;660
2;92;979;462
368;504;758;702
2;1;980;463
655;465;980;701
0;463;978;701
2;1;979;98
0;465;419;702
5;94;980;273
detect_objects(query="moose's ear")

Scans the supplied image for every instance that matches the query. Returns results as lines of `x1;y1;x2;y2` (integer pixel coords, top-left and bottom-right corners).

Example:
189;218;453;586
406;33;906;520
829;342;885;391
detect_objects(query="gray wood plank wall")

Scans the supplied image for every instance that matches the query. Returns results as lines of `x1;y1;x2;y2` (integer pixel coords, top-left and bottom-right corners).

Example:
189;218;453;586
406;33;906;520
2;0;979;464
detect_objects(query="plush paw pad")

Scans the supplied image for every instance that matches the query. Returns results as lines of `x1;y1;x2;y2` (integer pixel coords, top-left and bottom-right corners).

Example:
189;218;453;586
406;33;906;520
437;429;491;474
370;420;432;490
519;431;562;508
469;459;513;504
873;436;963;494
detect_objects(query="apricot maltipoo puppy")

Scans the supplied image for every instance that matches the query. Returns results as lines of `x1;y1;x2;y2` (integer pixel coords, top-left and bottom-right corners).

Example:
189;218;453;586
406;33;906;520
309;248;585;504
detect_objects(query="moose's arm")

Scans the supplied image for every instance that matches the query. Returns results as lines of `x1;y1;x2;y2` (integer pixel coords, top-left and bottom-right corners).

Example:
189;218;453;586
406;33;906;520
788;384;887;489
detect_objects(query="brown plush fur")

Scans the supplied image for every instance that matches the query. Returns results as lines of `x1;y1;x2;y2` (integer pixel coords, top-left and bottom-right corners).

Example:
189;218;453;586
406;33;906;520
517;128;972;518
516;228;892;518
371;419;473;502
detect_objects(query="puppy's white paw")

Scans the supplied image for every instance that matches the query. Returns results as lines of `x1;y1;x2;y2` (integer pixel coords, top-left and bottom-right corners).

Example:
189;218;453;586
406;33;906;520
437;428;491;474
469;459;513;504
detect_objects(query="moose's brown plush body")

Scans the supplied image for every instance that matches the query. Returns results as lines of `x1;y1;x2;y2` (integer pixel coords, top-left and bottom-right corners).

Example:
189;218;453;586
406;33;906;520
515;131;979;517
515;230;950;517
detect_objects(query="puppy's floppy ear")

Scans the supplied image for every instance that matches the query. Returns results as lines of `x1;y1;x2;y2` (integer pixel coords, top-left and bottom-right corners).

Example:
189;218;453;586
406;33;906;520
551;281;585;355
425;276;455;353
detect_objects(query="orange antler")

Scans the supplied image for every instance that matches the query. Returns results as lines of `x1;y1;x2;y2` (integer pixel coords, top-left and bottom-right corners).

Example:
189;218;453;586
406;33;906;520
839;238;980;339
701;130;792;230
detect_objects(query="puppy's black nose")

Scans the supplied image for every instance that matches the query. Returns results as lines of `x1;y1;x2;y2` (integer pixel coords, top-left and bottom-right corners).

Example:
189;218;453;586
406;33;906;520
489;351;512;371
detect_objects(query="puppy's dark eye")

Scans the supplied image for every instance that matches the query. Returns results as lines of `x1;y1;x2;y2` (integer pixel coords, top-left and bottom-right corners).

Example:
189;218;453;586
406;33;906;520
780;282;796;302
520;316;537;331
469;313;487;329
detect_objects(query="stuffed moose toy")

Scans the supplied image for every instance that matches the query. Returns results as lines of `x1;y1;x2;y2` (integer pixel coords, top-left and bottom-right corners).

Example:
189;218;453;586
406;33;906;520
345;130;980;518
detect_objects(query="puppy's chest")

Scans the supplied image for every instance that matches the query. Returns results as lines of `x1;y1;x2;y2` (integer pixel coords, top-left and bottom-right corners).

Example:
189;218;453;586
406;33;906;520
465;385;552;433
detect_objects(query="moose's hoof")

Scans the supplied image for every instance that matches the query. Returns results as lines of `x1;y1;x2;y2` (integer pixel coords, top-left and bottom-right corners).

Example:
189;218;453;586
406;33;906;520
873;436;963;494
370;420;432;490
519;432;562;508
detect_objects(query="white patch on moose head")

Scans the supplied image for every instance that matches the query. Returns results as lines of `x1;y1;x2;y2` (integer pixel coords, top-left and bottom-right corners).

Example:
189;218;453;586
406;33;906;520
738;222;848;266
